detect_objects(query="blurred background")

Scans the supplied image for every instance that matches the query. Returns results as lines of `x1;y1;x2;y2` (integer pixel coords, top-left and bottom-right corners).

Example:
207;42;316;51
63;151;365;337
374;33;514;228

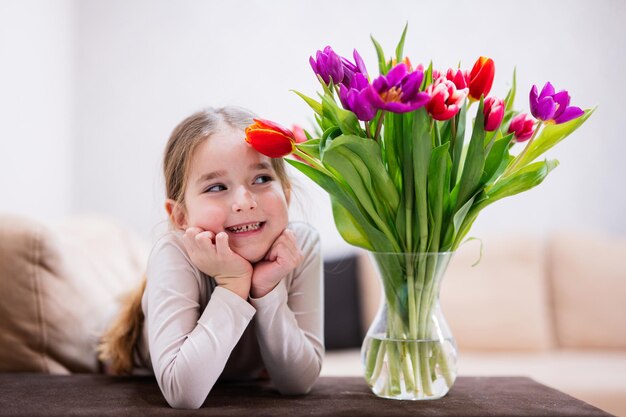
1;0;624;260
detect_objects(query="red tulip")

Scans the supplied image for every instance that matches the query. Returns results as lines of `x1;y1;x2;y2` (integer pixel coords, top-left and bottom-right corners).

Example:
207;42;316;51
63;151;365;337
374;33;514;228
426;77;468;121
245;119;295;158
433;68;469;90
468;56;495;101
508;113;535;142
483;96;504;131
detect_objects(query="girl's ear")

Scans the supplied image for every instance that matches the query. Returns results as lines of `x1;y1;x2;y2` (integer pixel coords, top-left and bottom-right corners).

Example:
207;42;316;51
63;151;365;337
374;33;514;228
165;199;187;230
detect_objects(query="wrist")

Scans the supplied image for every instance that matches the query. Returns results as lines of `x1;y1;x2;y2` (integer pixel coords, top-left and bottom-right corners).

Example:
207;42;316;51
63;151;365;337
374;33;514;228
219;281;251;300
250;280;281;299
225;286;250;300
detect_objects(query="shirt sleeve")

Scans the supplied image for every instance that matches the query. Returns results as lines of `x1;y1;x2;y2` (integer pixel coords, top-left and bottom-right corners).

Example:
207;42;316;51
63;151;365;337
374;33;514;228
248;224;324;394
145;238;256;409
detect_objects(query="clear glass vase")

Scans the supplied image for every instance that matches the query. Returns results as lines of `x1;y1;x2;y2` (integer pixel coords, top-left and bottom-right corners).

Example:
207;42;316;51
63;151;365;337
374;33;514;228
361;252;457;400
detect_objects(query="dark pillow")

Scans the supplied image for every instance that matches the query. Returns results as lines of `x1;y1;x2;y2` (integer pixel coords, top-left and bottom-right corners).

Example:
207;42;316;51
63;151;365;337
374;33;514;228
323;255;363;350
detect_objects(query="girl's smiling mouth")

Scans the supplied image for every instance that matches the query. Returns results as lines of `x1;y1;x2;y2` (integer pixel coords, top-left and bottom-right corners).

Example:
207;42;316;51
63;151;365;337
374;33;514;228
226;221;266;235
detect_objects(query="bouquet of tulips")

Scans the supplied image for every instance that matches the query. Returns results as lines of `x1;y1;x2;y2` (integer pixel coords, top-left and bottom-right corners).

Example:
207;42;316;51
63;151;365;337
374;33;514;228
245;26;593;399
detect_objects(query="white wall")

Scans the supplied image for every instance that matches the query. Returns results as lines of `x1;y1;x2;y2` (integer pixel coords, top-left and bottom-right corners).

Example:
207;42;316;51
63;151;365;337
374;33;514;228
0;0;74;221
2;0;625;259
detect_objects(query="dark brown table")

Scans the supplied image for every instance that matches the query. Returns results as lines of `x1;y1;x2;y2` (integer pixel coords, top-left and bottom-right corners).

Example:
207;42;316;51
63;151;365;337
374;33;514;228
0;374;614;416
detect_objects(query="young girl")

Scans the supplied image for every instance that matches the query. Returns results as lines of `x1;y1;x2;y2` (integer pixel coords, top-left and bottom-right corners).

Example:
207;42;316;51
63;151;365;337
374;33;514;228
99;107;324;409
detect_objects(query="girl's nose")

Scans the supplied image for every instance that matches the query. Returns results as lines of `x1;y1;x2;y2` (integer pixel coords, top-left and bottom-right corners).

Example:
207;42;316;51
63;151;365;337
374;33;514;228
232;188;257;212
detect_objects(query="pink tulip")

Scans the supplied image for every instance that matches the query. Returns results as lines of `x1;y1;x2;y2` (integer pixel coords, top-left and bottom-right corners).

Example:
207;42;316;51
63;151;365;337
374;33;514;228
483;96;504;131
426;77;468;121
508;113;535;142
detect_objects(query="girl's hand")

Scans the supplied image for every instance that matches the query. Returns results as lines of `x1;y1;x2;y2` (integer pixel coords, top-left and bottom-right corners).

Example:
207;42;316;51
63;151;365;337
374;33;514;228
182;227;253;299
250;229;303;299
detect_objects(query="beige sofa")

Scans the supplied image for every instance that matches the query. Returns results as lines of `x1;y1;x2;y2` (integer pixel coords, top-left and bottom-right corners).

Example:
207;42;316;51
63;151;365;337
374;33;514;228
1;214;625;415
323;232;626;416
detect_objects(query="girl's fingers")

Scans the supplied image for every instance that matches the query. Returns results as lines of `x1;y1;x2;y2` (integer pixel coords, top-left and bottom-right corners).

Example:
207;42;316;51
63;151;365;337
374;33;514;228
278;230;300;260
195;230;215;248
215;232;232;256
183;227;201;251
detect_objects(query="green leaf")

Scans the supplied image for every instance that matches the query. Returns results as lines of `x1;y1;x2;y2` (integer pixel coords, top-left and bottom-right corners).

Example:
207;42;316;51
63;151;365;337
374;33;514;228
327;135;400;213
291;90;322;115
450;102;467;188
455;98;486;211
486;159;559;204
444;195;476;250
382;112;401;191
421;61;434;90
371;34;389;75
515;108;595;169
453;158;558;249
331;197;374;250
322;145;387;228
395;23;409;63
321;94;361;136
319;126;342;156
285;158;393;252
481;133;514;186
412;108;432;252
427;142;450;252
322;136;400;231
295;138;321;160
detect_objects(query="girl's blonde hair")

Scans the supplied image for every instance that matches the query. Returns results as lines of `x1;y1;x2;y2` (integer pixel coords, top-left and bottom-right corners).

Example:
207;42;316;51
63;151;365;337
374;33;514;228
98;106;292;374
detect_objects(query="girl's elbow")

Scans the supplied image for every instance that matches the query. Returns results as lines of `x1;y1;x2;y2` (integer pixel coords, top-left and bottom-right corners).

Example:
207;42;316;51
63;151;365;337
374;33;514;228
277;365;321;395
165;394;205;410
159;375;210;409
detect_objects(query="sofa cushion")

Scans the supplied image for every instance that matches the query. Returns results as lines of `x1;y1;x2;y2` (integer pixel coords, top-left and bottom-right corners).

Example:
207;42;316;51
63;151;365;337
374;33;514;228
440;235;554;351
549;231;626;348
0;214;148;373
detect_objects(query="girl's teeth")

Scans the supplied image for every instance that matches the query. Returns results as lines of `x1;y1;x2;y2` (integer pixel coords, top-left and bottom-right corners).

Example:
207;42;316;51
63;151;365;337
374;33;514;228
230;222;261;233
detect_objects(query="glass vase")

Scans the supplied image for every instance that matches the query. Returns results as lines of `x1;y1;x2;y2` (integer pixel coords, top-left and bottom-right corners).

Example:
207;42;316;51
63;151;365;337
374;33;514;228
361;251;457;400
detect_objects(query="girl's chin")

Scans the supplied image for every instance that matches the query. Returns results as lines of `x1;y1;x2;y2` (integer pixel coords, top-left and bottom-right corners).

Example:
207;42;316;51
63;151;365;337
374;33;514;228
235;247;269;264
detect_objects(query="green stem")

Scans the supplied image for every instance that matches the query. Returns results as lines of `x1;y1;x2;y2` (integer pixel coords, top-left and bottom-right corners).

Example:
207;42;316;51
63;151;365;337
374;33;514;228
374;111;385;141
400;343;416;392
386;340;401;396
365;338;381;381
292;149;334;177
365;121;372;139
501;122;542;177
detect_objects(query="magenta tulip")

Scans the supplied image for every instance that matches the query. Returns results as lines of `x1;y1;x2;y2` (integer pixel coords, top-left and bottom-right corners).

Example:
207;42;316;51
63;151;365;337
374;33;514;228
483;96;504;131
508;113;535;142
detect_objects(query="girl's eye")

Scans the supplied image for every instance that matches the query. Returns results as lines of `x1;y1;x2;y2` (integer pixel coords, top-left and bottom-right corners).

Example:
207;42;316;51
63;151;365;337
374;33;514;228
205;184;227;193
254;175;273;184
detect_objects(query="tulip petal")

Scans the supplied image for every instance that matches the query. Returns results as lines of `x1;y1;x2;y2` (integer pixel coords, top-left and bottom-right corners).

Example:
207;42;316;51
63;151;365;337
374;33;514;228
384;63;408;87
538;82;555;100
353;49;368;76
554;106;584;124
252;119;295;139
552;91;571;119
535;97;557;121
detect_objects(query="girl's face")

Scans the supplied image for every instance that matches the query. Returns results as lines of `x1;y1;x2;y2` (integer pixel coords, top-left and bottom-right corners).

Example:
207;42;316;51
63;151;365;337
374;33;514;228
172;126;289;263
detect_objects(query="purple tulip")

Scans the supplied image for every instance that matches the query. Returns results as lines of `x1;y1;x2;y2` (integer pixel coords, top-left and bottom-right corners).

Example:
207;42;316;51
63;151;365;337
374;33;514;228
310;46;344;85
529;82;584;124
370;63;430;113
339;73;378;121
340;49;368;89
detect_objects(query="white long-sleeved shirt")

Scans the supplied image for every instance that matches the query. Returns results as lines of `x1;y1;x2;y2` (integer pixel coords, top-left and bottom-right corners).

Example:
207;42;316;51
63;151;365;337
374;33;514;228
136;222;324;409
